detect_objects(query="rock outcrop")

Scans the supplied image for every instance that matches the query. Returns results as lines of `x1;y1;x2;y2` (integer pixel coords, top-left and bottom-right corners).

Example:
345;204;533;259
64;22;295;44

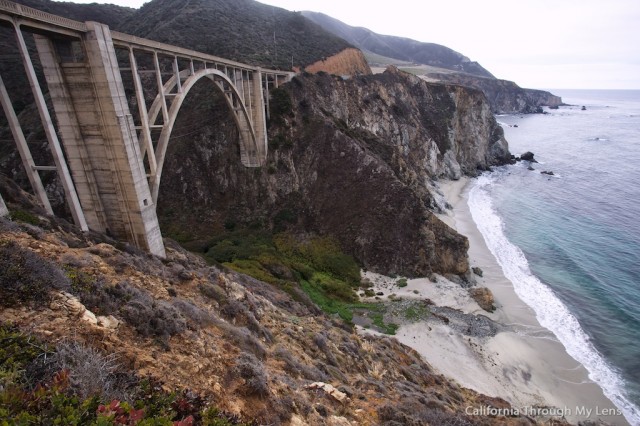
422;70;563;114
303;47;371;76
157;67;511;278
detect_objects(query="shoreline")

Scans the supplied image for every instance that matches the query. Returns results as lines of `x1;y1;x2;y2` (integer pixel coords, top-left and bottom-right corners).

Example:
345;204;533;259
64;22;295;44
361;177;627;425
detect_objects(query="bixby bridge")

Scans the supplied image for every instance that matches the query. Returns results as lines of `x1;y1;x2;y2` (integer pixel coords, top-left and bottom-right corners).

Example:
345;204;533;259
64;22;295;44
0;0;293;257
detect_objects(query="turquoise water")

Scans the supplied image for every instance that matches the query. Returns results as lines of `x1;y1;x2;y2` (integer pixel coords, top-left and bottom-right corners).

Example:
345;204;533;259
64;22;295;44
469;90;640;424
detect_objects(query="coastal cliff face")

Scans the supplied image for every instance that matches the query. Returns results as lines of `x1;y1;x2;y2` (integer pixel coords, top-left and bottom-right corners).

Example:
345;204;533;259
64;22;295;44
158;67;511;278
423;71;563;114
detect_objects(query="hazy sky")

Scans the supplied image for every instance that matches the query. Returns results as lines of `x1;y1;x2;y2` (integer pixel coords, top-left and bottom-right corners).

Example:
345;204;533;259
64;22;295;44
55;0;640;90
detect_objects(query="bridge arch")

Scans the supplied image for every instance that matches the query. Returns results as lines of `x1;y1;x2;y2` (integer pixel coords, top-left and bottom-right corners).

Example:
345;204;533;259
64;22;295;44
150;68;266;203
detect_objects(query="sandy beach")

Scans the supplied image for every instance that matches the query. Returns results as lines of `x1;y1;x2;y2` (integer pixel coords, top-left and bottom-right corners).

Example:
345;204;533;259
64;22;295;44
360;178;628;425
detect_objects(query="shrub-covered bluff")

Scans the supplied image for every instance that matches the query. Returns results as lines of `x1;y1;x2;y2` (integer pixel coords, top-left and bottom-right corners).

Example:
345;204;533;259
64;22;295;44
0;184;570;424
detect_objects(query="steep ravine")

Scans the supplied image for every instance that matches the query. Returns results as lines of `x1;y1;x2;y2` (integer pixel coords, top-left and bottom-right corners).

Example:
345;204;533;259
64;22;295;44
158;67;511;278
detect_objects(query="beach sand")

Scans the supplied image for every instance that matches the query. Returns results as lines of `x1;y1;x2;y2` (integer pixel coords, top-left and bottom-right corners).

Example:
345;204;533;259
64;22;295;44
360;178;628;425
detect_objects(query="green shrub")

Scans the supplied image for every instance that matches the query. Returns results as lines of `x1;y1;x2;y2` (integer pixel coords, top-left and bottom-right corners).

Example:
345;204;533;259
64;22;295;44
311;272;356;302
0;324;51;391
9;210;40;226
198;231;407;332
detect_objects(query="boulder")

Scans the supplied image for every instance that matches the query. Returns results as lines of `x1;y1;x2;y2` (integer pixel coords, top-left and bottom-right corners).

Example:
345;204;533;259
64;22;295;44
469;287;496;312
520;151;537;162
541;170;554;176
472;266;483;277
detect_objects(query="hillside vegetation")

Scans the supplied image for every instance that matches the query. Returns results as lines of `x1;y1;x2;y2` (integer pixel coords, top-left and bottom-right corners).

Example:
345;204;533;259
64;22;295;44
120;0;351;70
0;176;564;425
11;0;352;70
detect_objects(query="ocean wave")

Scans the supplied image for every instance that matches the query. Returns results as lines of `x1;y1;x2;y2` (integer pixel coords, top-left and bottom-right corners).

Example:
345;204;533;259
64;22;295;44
468;173;640;425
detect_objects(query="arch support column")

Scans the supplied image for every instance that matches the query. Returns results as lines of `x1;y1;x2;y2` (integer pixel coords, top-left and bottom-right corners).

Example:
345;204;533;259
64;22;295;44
35;22;165;257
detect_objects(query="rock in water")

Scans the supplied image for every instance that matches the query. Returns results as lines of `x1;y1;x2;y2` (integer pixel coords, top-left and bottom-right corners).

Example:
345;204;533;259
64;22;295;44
520;151;537;162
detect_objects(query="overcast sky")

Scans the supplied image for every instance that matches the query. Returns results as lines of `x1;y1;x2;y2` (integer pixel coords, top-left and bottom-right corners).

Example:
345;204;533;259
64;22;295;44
56;0;640;90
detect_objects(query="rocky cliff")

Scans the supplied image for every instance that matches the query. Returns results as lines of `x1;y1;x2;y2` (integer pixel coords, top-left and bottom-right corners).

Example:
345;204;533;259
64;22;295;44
423;70;563;114
157;67;510;278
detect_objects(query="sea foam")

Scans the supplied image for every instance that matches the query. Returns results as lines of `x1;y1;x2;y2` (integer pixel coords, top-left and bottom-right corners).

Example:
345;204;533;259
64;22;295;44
468;173;640;425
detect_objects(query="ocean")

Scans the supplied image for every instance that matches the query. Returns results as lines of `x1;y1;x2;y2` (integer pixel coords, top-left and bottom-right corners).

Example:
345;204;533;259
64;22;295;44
469;90;640;424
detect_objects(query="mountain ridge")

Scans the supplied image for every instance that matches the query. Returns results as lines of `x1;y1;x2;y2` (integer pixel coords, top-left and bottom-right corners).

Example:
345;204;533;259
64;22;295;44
301;10;563;113
301;11;495;78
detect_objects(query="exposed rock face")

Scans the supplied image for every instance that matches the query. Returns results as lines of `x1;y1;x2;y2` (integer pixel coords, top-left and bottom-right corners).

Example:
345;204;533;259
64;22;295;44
422;71;563;114
303;48;372;76
157;67;511;277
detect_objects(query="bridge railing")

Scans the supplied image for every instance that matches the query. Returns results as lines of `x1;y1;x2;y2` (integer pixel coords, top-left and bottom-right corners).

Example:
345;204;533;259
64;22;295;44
0;0;87;32
112;31;257;72
111;31;295;80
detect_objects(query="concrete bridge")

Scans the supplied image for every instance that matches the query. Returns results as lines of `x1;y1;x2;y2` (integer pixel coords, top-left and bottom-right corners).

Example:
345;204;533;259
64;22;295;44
0;0;293;257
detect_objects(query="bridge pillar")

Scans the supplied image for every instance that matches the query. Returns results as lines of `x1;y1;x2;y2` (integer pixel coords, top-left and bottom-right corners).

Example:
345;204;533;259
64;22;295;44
251;69;268;163
35;22;165;257
0;192;8;217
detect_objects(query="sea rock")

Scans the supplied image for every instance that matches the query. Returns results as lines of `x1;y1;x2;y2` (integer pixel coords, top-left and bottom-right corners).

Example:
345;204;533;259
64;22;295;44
541;170;554;176
472;266;483;277
520;151;537;162
469;287;496;312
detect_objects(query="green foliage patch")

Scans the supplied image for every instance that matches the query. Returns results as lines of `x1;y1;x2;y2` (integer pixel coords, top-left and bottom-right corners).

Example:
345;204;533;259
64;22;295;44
202;230;397;333
8;210;40;226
